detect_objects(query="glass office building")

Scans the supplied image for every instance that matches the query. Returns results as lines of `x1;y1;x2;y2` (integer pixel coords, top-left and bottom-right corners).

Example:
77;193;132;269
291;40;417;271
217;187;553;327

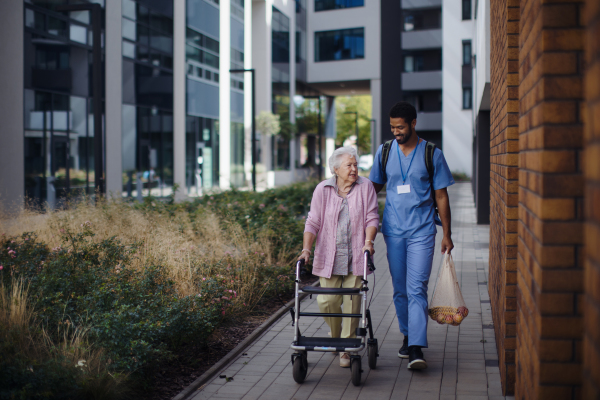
23;0;105;206
271;6;290;171
121;0;174;198
185;0;221;195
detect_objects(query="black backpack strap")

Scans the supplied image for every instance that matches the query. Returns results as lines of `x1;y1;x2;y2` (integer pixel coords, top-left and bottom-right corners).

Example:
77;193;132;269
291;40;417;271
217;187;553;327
380;139;394;182
425;141;436;185
424;141;439;216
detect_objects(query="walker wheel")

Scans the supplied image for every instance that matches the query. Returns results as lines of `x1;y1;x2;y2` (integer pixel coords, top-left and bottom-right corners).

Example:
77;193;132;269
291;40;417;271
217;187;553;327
368;341;378;370
351;357;362;386
301;351;308;369
292;353;307;383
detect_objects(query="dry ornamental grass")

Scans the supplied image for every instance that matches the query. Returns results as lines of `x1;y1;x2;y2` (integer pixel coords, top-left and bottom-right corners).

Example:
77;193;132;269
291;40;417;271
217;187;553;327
0;181;315;398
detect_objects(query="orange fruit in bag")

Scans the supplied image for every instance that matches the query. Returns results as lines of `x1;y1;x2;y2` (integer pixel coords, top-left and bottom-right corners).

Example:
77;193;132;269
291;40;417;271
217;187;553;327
453;313;464;324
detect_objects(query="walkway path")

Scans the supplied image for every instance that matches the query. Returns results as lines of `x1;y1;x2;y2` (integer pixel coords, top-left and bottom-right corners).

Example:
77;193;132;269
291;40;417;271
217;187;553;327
189;183;513;400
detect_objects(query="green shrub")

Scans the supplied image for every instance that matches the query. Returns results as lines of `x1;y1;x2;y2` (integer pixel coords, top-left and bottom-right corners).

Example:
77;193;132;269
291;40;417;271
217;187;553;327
0;229;228;374
0;180;318;397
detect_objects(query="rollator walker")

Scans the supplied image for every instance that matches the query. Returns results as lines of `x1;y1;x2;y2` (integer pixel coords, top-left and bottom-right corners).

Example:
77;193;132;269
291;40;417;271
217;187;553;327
289;250;378;386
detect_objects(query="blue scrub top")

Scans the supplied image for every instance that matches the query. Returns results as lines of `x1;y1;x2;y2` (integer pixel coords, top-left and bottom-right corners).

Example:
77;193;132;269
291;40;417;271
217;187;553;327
369;139;454;238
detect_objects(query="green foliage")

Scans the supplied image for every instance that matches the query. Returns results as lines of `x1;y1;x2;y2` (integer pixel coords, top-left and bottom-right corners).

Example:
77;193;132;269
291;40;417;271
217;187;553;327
0;230;228;375
0;181;318;397
451;172;471;182
256;111;280;137
190;181;316;255
336;95;373;154
295;98;323;135
278;119;297;141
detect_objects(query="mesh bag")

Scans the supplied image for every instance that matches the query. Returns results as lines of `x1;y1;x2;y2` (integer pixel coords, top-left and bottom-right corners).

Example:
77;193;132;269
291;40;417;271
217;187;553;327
428;253;469;326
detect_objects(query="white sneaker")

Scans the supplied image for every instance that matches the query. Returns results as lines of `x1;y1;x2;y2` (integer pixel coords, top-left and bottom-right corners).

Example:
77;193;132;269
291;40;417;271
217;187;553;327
340;352;351;368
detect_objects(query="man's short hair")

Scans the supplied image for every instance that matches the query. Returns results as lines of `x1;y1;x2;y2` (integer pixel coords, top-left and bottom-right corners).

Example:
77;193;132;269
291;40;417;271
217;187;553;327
389;102;417;125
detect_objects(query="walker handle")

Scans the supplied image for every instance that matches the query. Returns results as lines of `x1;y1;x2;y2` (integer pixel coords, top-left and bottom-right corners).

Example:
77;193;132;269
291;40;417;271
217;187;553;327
364;250;376;272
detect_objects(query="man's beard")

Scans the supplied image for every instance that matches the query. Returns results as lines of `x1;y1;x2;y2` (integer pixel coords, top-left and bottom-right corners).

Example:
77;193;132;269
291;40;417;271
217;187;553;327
396;126;413;145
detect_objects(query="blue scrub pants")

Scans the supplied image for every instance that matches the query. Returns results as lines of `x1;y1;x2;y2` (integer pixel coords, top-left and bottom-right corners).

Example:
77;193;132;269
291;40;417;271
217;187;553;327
384;234;436;348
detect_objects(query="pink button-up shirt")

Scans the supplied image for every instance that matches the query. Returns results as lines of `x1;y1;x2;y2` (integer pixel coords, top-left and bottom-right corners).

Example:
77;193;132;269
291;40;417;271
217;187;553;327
304;176;380;278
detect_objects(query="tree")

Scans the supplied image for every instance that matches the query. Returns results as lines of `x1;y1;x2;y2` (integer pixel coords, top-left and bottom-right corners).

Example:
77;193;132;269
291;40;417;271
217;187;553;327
295;99;322;135
336;95;372;154
256;111;280;136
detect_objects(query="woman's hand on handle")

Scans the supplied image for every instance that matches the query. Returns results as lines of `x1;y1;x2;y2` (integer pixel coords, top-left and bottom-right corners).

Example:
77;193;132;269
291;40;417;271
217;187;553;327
298;249;311;265
299;231;316;265
363;227;377;256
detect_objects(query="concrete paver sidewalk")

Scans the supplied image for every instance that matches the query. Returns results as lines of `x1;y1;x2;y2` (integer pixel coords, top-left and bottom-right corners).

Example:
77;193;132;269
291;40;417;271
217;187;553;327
190;183;514;400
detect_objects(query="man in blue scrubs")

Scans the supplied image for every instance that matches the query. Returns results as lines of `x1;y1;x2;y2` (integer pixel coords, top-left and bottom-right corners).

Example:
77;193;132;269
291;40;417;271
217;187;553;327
369;102;454;370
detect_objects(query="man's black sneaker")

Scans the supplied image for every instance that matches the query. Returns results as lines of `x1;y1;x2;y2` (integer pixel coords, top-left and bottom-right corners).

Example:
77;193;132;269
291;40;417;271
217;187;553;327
407;346;427;370
398;336;409;359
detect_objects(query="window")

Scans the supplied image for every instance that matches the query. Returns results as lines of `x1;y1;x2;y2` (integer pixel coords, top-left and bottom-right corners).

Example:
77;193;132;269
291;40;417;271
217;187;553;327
403;90;442;112
185;28;220;72
404;56;414;72
403;8;442;32
315;28;364;62
463;88;472;109
462;0;471;20
272;7;290;63
462;40;472;65
315;0;363;12
121;1;174;72
403;49;442;72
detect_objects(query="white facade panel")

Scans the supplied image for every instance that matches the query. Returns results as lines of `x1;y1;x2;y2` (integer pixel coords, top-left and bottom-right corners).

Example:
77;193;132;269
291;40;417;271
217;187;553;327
173;0;186;199
474;0;491;113
0;0;24;210
105;0;123;197
306;0;380;83
219;0;231;188
442;0;473;176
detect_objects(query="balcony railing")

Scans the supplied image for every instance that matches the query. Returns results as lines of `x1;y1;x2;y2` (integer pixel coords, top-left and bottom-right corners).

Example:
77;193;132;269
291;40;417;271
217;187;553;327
402;70;442;91
402;29;442;50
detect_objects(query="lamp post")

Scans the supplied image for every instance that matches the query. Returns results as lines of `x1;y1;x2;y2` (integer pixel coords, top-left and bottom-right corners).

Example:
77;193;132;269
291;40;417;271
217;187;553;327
229;68;256;191
56;3;103;196
344;111;359;153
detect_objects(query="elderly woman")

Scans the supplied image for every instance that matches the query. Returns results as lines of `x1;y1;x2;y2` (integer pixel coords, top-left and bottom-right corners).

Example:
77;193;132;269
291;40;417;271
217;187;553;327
298;146;380;368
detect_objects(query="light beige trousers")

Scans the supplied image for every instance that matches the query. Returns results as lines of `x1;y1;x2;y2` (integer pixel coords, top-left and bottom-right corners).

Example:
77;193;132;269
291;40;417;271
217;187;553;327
317;274;363;339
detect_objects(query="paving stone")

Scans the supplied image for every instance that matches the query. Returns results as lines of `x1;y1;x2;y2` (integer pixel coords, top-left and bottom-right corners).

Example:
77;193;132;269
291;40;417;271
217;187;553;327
191;184;506;400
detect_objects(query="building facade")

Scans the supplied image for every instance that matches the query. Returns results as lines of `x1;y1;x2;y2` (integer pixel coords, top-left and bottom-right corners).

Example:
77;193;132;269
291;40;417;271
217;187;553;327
0;0;476;209
379;0;474;176
485;0;600;397
0;0;302;209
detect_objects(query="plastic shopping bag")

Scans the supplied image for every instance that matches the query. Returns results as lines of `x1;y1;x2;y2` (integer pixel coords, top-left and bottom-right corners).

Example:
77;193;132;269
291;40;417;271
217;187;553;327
428;253;469;326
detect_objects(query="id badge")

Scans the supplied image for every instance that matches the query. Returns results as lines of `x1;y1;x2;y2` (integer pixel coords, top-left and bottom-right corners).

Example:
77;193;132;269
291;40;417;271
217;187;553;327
397;184;411;194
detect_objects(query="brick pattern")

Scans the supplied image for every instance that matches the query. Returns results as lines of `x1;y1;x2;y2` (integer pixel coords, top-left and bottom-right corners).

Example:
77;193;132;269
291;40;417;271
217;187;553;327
489;0;519;395
515;0;585;398
583;0;600;397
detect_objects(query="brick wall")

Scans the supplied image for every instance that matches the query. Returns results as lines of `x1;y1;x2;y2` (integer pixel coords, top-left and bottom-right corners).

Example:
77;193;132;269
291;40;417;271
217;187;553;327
489;0;520;394
583;0;600;397
515;0;585;398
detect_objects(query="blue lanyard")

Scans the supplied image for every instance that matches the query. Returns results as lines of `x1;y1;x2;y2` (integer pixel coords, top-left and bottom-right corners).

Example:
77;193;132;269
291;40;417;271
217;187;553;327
396;138;419;184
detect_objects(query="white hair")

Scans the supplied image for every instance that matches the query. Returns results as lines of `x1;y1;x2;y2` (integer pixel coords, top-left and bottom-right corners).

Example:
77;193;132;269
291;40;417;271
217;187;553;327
328;146;359;174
